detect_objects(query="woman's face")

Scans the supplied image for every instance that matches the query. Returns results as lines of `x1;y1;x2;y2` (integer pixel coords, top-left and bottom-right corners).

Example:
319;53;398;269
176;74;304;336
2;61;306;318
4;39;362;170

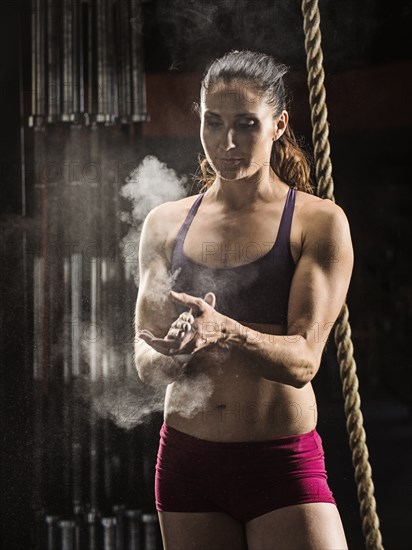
200;79;287;182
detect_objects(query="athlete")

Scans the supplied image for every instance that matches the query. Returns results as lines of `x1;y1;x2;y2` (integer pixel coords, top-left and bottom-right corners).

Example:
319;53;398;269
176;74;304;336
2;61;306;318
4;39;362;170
134;50;353;549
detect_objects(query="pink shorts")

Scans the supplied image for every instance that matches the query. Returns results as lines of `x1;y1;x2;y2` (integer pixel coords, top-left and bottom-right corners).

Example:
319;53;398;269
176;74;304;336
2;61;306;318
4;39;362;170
155;423;336;523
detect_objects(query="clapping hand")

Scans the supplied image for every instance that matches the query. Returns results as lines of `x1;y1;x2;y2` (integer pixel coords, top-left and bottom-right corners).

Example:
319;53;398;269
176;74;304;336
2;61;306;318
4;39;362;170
137;291;223;359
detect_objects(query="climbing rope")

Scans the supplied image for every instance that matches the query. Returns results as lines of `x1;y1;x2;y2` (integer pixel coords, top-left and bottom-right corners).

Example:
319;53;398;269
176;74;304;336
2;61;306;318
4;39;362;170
301;1;384;548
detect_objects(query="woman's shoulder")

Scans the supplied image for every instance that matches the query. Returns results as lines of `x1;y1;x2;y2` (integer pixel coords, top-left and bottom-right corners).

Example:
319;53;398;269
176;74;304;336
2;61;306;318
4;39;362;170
295;189;351;241
155;192;203;210
144;193;204;237
295;189;348;220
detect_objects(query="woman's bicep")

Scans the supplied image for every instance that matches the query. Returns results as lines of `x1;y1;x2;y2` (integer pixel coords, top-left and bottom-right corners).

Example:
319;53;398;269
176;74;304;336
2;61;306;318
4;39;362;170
286;204;354;367
134;208;179;338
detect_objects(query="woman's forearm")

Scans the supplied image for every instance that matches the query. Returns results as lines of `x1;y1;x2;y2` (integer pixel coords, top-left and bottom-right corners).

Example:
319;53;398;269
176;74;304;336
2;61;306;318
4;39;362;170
134;339;188;386
221;318;317;388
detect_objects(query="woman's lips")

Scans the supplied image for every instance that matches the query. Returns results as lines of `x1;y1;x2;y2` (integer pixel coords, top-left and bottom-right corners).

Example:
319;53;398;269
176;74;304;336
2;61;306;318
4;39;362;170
218;158;243;164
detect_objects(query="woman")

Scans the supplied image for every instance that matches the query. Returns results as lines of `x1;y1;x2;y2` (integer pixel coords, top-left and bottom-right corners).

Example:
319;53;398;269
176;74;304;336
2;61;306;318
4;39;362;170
135;50;353;550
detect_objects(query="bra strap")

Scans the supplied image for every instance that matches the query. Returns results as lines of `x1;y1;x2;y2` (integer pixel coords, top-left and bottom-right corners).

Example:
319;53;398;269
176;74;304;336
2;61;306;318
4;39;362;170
275;187;296;251
172;193;205;263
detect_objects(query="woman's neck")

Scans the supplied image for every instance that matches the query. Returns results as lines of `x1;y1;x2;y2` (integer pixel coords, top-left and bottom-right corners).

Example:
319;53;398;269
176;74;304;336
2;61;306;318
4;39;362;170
205;166;287;211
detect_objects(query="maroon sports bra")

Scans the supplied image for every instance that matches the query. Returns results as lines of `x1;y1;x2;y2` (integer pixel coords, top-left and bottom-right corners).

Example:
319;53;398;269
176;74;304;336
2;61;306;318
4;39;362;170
170;187;297;325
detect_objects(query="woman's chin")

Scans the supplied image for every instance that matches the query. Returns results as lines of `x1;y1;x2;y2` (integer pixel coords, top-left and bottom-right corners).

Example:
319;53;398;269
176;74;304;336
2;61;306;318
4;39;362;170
217;167;251;181
208;160;252;180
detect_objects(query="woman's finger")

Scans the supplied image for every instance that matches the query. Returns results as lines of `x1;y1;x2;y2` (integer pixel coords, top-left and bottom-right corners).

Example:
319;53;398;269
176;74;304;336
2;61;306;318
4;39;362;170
168;291;203;313
166;327;185;339
145;335;182;354
174;319;192;330
203;292;216;309
178;311;194;323
138;329;156;340
154;340;180;353
171;318;192;332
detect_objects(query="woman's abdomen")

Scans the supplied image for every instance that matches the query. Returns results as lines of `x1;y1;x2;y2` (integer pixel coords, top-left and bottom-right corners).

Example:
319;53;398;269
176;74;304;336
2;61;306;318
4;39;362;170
163;354;318;442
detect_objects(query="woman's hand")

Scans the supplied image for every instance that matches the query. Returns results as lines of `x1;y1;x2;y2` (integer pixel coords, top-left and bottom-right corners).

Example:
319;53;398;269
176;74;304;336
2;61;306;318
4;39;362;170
137;291;229;358
150;307;197;363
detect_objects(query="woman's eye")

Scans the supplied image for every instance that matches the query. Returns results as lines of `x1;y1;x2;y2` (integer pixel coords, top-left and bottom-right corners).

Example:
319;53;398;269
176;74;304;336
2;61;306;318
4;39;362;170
205;119;255;129
238;120;255;128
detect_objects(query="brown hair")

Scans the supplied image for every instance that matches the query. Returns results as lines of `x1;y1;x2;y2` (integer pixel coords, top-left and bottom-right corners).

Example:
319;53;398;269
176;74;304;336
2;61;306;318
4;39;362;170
192;49;314;194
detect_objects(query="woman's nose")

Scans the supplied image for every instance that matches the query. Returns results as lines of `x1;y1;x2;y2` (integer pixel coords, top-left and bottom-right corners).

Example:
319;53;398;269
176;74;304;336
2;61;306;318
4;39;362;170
219;128;236;151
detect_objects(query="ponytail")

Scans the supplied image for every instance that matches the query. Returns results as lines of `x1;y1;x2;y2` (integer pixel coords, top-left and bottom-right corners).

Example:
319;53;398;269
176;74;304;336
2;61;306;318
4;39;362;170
271;126;314;194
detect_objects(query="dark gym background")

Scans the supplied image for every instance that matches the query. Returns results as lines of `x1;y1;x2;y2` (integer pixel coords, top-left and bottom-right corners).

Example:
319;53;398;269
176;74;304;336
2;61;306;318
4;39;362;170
1;0;411;548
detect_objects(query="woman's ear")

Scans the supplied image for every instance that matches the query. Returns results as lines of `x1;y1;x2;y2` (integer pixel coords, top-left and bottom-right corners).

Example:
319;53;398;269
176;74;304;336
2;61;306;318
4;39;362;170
273;110;289;140
191;101;201;117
